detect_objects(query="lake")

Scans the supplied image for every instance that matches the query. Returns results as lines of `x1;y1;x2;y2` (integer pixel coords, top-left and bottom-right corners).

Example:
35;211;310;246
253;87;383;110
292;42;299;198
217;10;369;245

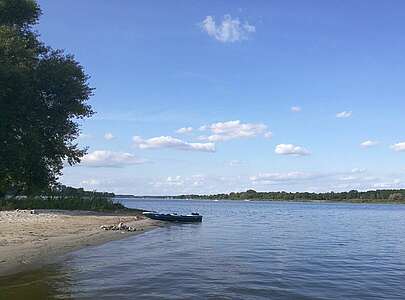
1;199;405;299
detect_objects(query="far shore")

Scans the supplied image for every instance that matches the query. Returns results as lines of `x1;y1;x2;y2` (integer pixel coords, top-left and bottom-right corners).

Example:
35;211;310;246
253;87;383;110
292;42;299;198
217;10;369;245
122;197;405;204
0;209;162;277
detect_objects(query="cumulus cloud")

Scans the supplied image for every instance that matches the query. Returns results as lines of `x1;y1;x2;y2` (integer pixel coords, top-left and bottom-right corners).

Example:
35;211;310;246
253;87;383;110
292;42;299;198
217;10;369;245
198;120;267;142
200;15;255;43
151;175;207;188
104;132;114;140
176;127;193;134
291;106;301;112
351;168;366;173
275;144;310;156
264;131;273;139
360;140;379;148
247;169;402;192
133;135;215;152
372;179;402;189
390;142;405;152
250;171;313;182
336;111;352;118
81;150;146;168
66;169;405;195
81;179;100;186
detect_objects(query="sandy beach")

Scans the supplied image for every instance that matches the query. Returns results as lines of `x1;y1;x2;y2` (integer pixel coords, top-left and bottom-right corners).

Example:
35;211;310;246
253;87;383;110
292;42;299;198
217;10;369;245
0;209;161;277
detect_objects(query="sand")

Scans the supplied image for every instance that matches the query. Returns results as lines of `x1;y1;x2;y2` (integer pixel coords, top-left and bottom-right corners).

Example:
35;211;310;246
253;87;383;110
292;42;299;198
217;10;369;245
0;209;161;277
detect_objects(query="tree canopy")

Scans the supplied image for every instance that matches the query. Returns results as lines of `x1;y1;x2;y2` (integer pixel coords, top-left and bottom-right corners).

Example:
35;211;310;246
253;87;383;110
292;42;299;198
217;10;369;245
0;0;93;196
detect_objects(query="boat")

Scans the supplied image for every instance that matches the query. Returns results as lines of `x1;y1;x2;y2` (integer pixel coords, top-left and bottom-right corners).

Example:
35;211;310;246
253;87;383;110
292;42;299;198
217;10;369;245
143;211;203;222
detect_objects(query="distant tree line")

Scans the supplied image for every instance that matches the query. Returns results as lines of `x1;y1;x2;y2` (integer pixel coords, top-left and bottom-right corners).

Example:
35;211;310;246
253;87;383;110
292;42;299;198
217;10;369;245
171;189;405;202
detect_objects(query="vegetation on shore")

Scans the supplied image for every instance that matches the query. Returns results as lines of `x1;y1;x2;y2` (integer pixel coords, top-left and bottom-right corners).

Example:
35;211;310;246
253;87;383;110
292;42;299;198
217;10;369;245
0;196;125;212
170;189;405;203
0;185;127;211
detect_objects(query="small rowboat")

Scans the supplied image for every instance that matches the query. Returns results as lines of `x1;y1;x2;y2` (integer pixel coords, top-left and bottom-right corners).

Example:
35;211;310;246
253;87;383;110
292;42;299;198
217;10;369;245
143;212;202;222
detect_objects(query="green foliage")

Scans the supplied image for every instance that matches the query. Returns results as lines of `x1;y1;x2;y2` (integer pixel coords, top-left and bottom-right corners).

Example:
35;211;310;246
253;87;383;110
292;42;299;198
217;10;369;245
0;0;93;196
0;0;40;28
0;185;123;211
50;184;115;199
0;196;125;211
173;189;405;203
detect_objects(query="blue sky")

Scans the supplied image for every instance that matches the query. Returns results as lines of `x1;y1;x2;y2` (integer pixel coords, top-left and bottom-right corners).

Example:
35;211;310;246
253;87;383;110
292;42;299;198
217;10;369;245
37;0;405;195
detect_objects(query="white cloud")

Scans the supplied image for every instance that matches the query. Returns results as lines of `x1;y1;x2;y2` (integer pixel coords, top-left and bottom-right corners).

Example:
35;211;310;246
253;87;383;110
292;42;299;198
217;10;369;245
360;140;378;148
200;15;255;43
176;127;193;134
390;142;405;152
81;150;146;168
151;175;207;189
133;136;215;152
164;176;184;186
351;168;366;173
275;144;310;156
247;169;405;192
62;168;405;195
336;111;352;118
250;171;313;182
198;120;267;142
291;106;301;112
264;131;273;139
104;132;114;140
81;179;100;186
372;179;402;189
228;160;242;167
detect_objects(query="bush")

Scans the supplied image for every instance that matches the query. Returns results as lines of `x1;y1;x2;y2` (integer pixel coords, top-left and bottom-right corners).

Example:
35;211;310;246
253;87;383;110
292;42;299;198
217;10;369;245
0;195;126;211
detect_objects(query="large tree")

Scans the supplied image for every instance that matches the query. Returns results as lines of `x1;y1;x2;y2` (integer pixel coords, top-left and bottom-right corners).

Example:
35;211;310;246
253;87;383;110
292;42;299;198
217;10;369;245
0;0;94;196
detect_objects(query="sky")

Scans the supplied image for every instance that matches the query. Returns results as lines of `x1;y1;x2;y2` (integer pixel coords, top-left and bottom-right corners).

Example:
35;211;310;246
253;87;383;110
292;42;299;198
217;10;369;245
36;0;405;195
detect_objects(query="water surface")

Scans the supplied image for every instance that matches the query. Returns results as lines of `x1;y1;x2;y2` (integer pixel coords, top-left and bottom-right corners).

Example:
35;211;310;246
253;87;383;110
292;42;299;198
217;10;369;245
1;199;405;299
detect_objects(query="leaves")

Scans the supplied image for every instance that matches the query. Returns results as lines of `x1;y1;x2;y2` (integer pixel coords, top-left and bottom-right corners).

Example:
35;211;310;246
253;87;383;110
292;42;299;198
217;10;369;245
0;0;93;196
0;0;41;29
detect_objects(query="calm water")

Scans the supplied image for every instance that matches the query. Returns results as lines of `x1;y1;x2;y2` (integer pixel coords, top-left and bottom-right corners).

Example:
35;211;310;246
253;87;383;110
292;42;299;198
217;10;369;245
1;199;405;299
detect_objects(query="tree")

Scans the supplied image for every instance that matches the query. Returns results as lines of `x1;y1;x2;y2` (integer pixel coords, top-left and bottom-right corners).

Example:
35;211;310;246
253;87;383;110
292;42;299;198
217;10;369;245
0;0;93;197
388;193;403;201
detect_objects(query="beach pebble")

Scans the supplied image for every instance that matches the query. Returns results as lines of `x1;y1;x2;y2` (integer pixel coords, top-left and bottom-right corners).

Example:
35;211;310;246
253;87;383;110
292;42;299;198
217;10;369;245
30;210;36;215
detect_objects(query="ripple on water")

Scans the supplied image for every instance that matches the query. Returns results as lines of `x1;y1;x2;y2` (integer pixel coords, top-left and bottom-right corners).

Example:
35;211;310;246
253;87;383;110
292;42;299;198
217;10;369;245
1;200;405;300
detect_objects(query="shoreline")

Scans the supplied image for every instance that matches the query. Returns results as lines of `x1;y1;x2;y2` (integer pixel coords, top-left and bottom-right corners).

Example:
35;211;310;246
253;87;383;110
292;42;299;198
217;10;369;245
124;197;405;204
0;209;162;278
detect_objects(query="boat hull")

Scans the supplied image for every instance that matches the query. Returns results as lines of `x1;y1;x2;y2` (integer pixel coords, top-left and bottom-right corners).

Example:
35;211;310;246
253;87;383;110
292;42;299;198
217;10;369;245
144;213;202;222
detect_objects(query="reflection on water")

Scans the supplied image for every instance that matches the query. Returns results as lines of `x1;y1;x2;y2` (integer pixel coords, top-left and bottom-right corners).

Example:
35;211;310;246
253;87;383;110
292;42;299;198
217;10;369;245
1;200;405;299
0;267;72;300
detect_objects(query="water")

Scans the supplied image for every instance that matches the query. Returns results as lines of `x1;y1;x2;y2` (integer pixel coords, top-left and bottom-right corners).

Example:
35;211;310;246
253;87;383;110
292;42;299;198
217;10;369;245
1;199;405;299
